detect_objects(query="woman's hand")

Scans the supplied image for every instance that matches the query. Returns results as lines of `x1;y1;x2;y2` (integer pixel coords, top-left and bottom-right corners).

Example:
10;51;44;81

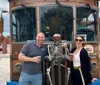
69;53;74;61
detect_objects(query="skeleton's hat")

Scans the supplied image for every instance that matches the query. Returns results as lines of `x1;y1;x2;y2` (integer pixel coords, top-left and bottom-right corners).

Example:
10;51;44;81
53;33;61;38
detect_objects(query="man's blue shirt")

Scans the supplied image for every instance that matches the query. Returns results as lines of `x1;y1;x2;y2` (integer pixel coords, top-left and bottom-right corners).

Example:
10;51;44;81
21;42;48;75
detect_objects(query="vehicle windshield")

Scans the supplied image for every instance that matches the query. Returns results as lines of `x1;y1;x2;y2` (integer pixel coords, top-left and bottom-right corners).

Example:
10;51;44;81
40;4;73;41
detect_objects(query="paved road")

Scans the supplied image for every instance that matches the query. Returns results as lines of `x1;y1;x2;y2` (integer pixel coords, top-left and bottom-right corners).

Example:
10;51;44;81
0;54;10;85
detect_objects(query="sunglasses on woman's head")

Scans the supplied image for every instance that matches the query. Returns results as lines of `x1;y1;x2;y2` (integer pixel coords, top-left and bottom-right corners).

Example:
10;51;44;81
75;39;83;42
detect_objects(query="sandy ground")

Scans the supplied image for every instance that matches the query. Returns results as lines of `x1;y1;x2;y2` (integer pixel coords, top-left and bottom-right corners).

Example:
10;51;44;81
0;53;10;85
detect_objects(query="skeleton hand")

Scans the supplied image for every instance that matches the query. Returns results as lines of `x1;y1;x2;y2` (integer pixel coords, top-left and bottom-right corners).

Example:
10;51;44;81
62;43;67;47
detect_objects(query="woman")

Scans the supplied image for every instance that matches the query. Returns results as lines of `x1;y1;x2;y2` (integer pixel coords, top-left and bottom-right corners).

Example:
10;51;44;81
70;36;92;85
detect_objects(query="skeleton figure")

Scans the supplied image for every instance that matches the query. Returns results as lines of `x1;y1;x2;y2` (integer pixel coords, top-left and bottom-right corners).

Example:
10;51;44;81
48;42;69;65
46;34;71;85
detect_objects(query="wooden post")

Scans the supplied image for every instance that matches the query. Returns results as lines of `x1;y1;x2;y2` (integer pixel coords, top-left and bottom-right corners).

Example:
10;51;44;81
0;18;3;33
2;40;7;54
43;59;68;85
98;18;100;78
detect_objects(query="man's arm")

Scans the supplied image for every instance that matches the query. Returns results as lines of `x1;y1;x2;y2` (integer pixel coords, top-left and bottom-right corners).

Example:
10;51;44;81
18;52;41;63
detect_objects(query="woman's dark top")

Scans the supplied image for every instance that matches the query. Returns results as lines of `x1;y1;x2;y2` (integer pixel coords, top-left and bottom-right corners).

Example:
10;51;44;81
70;47;92;84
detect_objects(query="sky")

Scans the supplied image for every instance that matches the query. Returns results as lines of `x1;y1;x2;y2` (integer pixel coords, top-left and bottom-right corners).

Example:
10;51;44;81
0;0;9;37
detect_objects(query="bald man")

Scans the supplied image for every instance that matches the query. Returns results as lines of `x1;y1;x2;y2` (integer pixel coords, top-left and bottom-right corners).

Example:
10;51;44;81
18;32;48;85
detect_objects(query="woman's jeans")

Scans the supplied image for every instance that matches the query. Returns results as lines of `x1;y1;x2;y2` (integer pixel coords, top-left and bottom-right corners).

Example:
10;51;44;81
19;72;42;85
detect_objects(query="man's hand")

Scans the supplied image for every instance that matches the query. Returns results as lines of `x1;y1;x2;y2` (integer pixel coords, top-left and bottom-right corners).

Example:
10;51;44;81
32;56;41;63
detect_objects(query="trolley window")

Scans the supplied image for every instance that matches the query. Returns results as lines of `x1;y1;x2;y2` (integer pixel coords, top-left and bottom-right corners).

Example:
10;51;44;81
76;7;98;41
11;7;36;42
40;5;73;41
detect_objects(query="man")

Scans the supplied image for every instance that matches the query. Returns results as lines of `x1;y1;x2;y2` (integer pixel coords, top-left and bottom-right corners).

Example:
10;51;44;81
18;32;48;85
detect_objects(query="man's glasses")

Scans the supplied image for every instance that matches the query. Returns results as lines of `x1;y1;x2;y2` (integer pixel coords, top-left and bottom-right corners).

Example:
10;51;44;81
75;39;83;42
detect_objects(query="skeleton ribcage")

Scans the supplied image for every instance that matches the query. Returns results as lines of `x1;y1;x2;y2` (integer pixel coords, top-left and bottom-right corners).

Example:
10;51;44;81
49;45;63;57
48;44;68;61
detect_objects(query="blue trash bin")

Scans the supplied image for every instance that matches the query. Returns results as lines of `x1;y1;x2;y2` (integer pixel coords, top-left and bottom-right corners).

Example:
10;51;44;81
92;80;100;85
6;81;31;85
6;81;19;85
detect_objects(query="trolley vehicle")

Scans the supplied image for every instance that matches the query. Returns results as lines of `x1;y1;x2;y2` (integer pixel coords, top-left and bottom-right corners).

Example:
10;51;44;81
6;0;100;84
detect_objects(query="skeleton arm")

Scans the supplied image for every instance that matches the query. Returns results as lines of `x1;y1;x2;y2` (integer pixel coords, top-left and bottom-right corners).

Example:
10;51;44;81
61;43;71;60
46;66;52;85
47;45;54;61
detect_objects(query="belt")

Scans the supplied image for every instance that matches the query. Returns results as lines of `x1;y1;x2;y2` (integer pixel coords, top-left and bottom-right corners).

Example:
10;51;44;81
74;66;81;69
